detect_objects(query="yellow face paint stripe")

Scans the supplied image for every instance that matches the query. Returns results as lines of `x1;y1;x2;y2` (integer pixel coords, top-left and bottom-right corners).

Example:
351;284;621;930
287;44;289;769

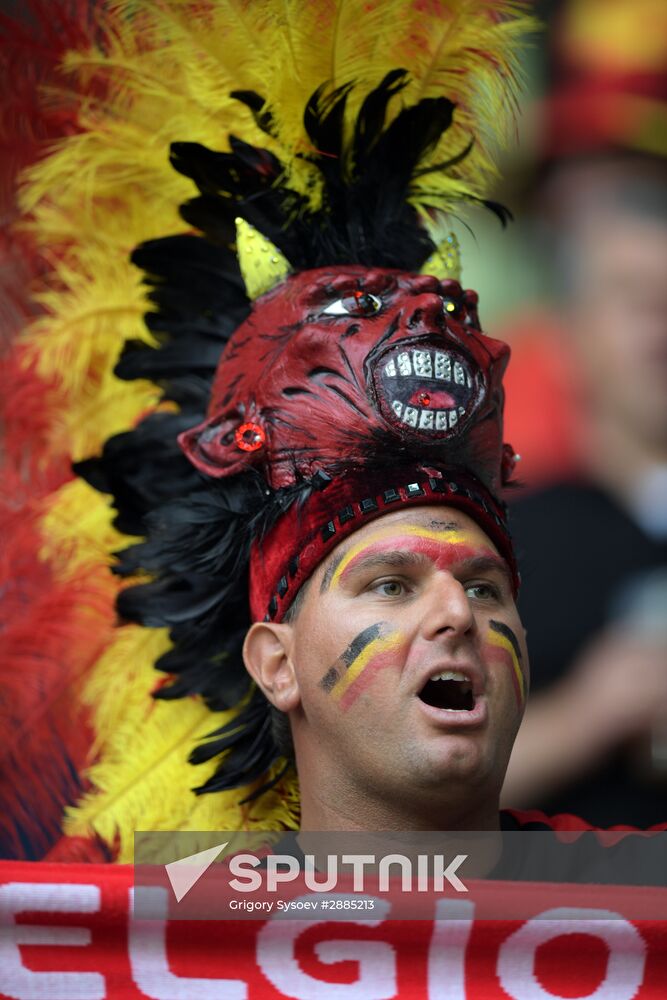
331;632;402;701
330;526;482;589
487;630;525;705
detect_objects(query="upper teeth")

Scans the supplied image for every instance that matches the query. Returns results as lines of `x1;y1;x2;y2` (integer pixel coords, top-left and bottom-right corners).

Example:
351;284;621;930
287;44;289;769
385;350;470;385
413;350;432;376
397;352;412;376
432;671;470;684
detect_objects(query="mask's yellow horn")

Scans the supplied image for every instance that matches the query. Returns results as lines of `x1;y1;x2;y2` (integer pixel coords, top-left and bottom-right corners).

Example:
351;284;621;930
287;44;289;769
235;217;292;300
419;232;461;282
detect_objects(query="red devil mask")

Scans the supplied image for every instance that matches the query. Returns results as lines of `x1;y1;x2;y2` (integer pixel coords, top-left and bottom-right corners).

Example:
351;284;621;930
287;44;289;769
179;266;514;493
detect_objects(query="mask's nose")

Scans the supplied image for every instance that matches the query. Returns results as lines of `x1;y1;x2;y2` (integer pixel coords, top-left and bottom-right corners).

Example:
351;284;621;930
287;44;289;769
407;293;448;331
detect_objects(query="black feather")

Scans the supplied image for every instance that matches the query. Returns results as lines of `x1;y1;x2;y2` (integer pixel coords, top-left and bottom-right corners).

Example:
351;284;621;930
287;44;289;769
82;71;512;807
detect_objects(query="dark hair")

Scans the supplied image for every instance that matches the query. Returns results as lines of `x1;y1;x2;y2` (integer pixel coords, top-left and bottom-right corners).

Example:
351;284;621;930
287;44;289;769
267;576;311;763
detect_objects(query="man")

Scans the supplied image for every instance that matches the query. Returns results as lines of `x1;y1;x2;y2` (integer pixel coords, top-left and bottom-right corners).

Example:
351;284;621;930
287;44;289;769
244;503;527;833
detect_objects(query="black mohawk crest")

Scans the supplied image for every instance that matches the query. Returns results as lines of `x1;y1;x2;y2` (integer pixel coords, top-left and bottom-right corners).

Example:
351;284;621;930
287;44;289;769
170;71;485;272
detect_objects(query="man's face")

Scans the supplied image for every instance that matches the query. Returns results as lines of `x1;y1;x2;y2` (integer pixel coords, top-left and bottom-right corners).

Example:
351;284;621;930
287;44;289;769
547;161;667;448
282;505;528;811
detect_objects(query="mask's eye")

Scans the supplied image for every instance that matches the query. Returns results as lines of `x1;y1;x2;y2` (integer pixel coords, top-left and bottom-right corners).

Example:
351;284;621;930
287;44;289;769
442;297;462;319
322;291;382;317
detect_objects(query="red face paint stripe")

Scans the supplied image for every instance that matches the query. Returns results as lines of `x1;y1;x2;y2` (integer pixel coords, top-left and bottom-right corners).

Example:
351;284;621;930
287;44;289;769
338;645;405;712
319;622;384;693
484;642;523;709
336;534;496;587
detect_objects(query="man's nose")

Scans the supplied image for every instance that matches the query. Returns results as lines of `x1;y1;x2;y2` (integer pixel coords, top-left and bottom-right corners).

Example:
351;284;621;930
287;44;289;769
421;572;475;640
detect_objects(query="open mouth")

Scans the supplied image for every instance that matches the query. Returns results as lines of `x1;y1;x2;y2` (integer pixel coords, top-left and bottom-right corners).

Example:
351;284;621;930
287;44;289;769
374;344;479;435
418;671;475;711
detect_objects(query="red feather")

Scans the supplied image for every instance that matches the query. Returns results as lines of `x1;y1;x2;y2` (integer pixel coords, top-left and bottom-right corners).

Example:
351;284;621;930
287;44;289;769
0;3;118;858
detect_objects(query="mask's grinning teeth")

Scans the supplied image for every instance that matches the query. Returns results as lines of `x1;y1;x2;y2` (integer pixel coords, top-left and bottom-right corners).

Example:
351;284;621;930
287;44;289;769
419;673;474;711
378;347;476;435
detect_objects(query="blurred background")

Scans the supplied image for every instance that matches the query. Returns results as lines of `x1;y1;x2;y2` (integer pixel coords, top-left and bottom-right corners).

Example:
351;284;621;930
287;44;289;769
463;0;667;826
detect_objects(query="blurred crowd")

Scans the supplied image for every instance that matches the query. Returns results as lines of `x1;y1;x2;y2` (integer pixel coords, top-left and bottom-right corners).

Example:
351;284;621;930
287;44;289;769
493;0;667;825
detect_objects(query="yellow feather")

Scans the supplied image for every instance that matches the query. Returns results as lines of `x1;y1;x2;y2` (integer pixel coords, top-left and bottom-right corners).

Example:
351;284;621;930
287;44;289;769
40;479;133;574
18;0;529;853
64;623;299;861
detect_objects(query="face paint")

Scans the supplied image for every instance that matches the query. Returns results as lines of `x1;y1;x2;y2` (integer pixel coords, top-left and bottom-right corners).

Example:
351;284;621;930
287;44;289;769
319;623;384;693
319;622;404;711
485;619;526;708
330;525;498;590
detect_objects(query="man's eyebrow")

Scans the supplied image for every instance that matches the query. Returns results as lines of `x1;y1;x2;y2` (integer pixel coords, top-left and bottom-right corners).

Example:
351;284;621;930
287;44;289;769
320;521;461;591
351;550;430;572
320;548;429;591
462;554;512;584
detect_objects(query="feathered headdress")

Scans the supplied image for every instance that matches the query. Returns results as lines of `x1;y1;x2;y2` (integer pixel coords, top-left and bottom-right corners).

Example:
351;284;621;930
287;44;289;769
1;0;532;861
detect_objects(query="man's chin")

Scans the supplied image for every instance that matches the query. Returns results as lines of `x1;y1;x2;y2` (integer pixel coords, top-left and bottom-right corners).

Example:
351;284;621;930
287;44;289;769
404;735;496;792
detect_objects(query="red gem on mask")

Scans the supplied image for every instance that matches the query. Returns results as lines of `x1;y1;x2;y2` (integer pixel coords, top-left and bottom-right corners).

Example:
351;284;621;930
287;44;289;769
235;422;266;452
419;392;431;406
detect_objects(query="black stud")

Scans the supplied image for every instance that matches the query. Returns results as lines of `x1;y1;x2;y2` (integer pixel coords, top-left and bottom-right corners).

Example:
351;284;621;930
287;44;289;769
312;469;333;491
321;520;336;541
288;555;299;578
406;482;425;497
277;576;288;598
338;505;354;525
359;497;378;514
263;614;271;623
428;478;446;493
268;596;278;617
382;487;401;504
448;481;460;493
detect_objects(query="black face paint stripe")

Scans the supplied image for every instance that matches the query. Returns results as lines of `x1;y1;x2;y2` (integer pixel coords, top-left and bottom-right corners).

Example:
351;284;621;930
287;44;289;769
489;619;522;661
319;622;384;693
319;666;340;694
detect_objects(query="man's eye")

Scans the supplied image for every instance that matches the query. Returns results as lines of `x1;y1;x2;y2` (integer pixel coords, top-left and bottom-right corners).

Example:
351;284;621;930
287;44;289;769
322;292;382;317
465;582;500;601
375;580;404;597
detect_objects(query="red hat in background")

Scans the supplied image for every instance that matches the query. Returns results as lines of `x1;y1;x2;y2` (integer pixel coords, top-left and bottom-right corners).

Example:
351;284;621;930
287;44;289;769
543;0;667;160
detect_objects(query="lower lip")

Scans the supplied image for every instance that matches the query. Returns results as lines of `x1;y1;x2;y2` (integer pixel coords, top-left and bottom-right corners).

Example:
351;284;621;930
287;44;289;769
416;696;488;729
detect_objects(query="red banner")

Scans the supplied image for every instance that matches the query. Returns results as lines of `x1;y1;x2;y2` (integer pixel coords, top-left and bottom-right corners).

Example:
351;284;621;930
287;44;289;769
1;861;666;999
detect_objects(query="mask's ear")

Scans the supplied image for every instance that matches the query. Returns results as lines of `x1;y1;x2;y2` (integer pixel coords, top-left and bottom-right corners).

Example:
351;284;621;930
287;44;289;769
236;217;292;300
243;622;300;712
178;409;267;477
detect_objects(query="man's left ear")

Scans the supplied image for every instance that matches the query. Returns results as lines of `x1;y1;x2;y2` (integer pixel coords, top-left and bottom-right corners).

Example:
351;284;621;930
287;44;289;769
243;622;300;712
